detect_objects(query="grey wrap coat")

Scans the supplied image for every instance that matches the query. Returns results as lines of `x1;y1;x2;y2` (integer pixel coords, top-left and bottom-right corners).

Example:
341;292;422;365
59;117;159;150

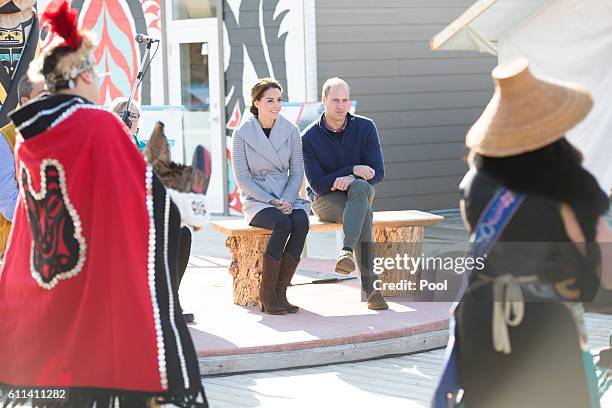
232;114;311;223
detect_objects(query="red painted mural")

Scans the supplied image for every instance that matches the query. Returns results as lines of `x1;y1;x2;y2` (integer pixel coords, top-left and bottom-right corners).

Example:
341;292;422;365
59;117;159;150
40;0;161;105
81;1;139;103
140;0;161;32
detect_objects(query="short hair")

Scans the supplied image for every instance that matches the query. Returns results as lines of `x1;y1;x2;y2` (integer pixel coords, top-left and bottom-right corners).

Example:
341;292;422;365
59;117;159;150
17;74;34;101
321;77;350;99
108;97;141;117
250;78;282;116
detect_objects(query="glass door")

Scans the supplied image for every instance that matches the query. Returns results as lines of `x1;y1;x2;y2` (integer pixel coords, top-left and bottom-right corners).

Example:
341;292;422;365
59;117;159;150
166;10;223;213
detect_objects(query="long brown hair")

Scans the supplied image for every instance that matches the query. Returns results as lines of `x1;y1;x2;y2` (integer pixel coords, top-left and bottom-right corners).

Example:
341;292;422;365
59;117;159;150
250;78;282;116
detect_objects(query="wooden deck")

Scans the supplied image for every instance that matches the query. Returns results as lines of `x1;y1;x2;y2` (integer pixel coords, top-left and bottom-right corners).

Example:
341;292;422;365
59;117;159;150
202;313;612;407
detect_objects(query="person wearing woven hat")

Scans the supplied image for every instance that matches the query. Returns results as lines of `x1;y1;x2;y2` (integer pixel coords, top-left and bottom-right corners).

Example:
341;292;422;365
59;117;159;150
0;0;208;406
433;59;611;407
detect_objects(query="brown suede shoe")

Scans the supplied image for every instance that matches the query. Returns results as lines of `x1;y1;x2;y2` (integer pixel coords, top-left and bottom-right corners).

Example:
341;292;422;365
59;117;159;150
335;250;356;275
367;290;389;310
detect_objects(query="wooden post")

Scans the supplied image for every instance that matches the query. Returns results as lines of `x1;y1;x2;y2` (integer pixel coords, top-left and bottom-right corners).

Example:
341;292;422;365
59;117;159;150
225;235;270;306
372;226;424;298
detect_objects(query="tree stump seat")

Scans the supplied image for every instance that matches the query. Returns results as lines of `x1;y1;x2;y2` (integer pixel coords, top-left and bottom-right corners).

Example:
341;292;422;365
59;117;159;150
211;210;444;306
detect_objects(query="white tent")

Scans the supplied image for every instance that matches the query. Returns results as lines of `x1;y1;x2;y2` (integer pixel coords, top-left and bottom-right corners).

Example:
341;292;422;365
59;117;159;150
431;0;612;193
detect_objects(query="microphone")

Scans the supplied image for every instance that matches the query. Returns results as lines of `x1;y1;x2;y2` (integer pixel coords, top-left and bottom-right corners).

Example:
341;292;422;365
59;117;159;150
135;33;159;44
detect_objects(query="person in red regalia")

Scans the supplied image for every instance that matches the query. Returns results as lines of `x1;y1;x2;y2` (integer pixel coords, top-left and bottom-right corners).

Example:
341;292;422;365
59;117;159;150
0;0;208;406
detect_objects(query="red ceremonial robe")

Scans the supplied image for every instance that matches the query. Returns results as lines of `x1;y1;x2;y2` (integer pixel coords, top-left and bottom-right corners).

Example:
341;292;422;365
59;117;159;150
0;95;206;407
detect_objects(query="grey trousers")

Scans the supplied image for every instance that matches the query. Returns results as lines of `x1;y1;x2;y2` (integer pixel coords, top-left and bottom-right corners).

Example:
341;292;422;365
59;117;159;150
312;179;377;291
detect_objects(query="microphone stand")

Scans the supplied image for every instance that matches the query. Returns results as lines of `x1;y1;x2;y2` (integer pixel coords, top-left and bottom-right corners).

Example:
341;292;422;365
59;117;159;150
122;41;153;129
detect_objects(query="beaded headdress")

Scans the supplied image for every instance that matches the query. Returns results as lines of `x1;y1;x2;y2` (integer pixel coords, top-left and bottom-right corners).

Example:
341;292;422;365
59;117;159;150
31;0;96;91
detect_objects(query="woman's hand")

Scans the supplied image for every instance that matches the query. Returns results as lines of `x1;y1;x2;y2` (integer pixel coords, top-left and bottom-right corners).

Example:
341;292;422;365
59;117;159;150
270;199;292;215
277;199;293;215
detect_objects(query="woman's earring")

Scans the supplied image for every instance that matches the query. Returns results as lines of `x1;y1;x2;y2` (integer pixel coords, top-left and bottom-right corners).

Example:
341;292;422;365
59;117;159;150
68;79;75;89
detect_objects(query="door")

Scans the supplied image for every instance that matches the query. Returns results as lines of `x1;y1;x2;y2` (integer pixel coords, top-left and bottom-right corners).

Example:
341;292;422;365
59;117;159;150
166;1;224;213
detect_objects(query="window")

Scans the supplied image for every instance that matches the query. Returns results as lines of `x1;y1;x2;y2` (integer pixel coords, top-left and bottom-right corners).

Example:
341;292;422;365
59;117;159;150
172;0;216;20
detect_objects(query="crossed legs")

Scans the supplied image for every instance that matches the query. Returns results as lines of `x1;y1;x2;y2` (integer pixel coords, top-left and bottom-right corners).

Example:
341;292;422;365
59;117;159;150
312;179;377;292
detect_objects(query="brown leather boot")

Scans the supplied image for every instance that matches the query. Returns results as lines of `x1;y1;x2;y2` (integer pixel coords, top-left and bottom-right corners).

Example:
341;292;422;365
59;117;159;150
277;253;300;313
259;255;287;315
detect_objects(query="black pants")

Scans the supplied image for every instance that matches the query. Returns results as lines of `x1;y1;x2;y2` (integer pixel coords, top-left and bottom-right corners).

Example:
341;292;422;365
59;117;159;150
250;207;309;261
176;226;191;290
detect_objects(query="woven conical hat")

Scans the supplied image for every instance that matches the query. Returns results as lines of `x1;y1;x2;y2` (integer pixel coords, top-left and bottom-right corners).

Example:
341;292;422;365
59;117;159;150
466;59;593;157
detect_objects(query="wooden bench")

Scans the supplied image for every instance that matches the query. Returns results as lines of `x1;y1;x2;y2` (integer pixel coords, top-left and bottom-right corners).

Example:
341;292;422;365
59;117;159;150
211;210;444;305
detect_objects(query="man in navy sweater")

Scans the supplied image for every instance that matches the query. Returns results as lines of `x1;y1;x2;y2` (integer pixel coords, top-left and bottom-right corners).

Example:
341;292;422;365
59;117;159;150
302;77;387;310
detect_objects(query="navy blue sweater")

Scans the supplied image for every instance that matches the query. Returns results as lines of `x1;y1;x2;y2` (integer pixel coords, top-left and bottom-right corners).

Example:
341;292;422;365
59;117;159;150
302;113;384;198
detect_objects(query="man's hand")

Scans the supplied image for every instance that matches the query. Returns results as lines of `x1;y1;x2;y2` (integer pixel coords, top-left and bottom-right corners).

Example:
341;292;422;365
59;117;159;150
353;165;375;180
331;175;355;191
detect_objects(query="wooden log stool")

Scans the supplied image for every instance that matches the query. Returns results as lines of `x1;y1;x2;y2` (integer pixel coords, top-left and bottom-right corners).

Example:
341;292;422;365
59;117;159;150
212;210;444;306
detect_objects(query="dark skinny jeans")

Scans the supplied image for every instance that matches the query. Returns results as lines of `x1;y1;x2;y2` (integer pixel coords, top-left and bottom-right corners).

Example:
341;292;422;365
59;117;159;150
250;207;309;261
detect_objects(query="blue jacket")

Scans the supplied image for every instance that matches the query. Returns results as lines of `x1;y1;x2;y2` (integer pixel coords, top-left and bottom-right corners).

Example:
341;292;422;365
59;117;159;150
0;135;17;222
302;113;384;199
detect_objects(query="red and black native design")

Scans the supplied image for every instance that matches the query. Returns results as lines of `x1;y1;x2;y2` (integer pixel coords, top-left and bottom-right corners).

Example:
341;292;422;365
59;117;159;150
20;159;85;289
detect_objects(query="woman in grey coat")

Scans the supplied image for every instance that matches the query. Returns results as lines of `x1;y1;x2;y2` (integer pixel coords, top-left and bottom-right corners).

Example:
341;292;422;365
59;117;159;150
232;78;311;315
